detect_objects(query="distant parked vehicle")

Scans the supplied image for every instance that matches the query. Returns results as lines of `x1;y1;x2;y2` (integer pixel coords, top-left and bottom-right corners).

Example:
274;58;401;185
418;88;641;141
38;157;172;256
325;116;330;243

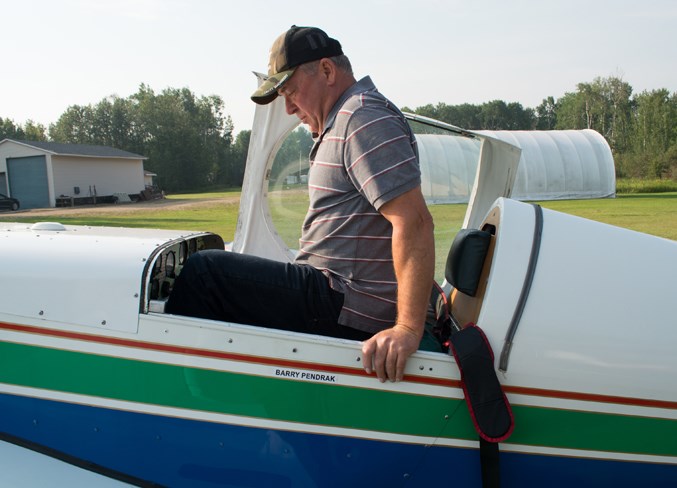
0;193;20;211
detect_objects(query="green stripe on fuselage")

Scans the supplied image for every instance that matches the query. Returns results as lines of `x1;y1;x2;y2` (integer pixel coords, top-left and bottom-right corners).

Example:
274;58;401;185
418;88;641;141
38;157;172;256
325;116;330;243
1;341;675;457
0;341;457;438
507;404;677;457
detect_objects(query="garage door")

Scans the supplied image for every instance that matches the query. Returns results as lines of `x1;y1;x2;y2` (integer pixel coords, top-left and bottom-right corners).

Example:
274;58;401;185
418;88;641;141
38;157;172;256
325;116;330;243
7;156;50;209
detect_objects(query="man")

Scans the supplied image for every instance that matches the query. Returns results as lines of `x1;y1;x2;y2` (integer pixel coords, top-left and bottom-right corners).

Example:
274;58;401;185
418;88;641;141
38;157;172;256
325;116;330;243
166;26;435;383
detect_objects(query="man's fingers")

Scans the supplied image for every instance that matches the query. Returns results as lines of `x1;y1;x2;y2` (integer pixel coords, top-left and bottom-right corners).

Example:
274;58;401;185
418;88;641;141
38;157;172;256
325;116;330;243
385;345;398;382
362;327;419;382
361;339;375;374
372;338;389;382
362;333;390;382
395;353;408;382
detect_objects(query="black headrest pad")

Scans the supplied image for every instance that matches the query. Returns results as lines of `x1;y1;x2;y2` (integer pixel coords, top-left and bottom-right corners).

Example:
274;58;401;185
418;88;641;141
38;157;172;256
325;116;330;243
445;229;492;296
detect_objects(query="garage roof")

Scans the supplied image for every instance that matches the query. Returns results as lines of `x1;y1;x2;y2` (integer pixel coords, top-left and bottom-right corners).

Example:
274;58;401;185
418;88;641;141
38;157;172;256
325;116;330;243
0;139;146;159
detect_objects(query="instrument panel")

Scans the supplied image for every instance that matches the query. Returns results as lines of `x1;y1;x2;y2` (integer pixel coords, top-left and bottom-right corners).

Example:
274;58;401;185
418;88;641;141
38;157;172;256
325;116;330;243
145;233;224;305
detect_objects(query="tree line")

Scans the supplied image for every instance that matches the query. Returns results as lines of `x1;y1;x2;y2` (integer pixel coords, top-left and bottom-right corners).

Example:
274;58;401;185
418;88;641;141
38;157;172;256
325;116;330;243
406;76;677;179
1;76;675;192
0;85;250;192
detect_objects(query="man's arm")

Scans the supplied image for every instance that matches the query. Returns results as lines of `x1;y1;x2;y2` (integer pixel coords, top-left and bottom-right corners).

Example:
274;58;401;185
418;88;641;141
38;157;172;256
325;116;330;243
361;186;435;382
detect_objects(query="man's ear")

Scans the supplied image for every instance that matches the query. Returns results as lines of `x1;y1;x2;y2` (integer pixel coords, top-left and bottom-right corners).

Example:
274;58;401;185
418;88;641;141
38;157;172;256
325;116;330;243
319;58;337;85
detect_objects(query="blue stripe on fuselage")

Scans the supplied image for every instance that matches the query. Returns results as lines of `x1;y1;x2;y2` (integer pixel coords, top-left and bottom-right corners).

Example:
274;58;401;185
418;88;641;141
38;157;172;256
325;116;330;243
0;393;674;487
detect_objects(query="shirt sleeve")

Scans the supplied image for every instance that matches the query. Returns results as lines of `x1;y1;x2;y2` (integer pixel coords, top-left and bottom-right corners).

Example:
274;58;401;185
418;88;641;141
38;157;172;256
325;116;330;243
342;105;421;210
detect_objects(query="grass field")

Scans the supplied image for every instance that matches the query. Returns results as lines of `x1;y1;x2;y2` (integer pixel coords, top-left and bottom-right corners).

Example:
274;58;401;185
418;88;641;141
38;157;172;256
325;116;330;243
2;191;676;241
539;193;677;240
0;192;241;242
2;189;675;281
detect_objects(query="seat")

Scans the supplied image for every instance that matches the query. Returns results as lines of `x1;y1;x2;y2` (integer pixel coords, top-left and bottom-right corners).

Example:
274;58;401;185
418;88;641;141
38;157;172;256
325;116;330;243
445;228;493;327
446;228;492;297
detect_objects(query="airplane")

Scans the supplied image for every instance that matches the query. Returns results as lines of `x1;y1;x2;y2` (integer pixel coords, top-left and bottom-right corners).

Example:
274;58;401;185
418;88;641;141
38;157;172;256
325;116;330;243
0;81;675;487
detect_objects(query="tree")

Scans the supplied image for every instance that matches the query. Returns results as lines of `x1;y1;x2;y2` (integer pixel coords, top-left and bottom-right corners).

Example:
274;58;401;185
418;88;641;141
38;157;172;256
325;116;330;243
479;100;512;130
23;120;48;141
604;76;633;154
49;85;235;192
223;130;250;187
628;89;676;177
556;88;596;131
50;105;97;144
1;117;47;141
411;102;483;129
132;86;218;191
556;76;632;154
536;97;558;130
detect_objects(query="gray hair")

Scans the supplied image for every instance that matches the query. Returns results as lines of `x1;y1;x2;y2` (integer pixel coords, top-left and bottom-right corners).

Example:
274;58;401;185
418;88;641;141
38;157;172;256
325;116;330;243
299;55;353;76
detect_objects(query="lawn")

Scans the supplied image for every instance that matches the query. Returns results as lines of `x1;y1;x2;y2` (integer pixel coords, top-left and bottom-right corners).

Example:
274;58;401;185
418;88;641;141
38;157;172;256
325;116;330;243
538;193;677;240
0;191;241;242
2;190;675;282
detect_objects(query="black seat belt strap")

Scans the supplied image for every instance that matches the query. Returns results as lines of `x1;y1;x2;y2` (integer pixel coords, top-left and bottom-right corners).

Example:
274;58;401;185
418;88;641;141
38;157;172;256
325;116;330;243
480;437;501;488
447;312;512;488
429;283;511;487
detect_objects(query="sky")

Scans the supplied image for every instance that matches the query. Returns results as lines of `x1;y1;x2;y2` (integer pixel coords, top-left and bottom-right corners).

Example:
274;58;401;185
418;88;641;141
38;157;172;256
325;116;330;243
2;0;676;135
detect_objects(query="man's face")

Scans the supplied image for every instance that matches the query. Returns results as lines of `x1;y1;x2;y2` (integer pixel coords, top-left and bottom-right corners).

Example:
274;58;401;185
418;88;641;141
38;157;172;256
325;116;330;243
278;63;326;134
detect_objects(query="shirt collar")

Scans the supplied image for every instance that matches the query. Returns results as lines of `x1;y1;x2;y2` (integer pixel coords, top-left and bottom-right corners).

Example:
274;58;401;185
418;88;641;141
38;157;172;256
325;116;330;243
315;76;376;140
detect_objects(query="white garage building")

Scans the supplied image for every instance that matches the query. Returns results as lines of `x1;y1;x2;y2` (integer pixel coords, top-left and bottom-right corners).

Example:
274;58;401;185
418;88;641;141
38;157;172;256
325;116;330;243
0;139;147;209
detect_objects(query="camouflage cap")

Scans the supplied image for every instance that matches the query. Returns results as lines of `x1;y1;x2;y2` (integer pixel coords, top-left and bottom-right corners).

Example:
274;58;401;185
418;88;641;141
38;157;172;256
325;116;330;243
251;26;343;105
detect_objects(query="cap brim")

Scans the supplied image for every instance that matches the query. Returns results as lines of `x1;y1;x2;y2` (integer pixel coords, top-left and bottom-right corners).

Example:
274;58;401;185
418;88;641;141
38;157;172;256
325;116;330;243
251;68;295;105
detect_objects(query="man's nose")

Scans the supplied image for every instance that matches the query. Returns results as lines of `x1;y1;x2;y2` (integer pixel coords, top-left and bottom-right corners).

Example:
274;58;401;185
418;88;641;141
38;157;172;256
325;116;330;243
284;96;296;115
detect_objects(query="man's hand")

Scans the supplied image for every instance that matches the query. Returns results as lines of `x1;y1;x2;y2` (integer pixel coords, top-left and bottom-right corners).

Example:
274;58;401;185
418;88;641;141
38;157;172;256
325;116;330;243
361;186;434;383
361;323;422;382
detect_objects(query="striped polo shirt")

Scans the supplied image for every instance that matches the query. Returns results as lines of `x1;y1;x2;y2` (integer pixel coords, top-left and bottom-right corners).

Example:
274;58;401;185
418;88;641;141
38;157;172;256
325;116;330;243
294;77;421;334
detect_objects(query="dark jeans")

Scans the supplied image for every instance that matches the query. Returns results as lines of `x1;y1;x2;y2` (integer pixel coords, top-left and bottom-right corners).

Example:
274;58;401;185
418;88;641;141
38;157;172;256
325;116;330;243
166;250;372;341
